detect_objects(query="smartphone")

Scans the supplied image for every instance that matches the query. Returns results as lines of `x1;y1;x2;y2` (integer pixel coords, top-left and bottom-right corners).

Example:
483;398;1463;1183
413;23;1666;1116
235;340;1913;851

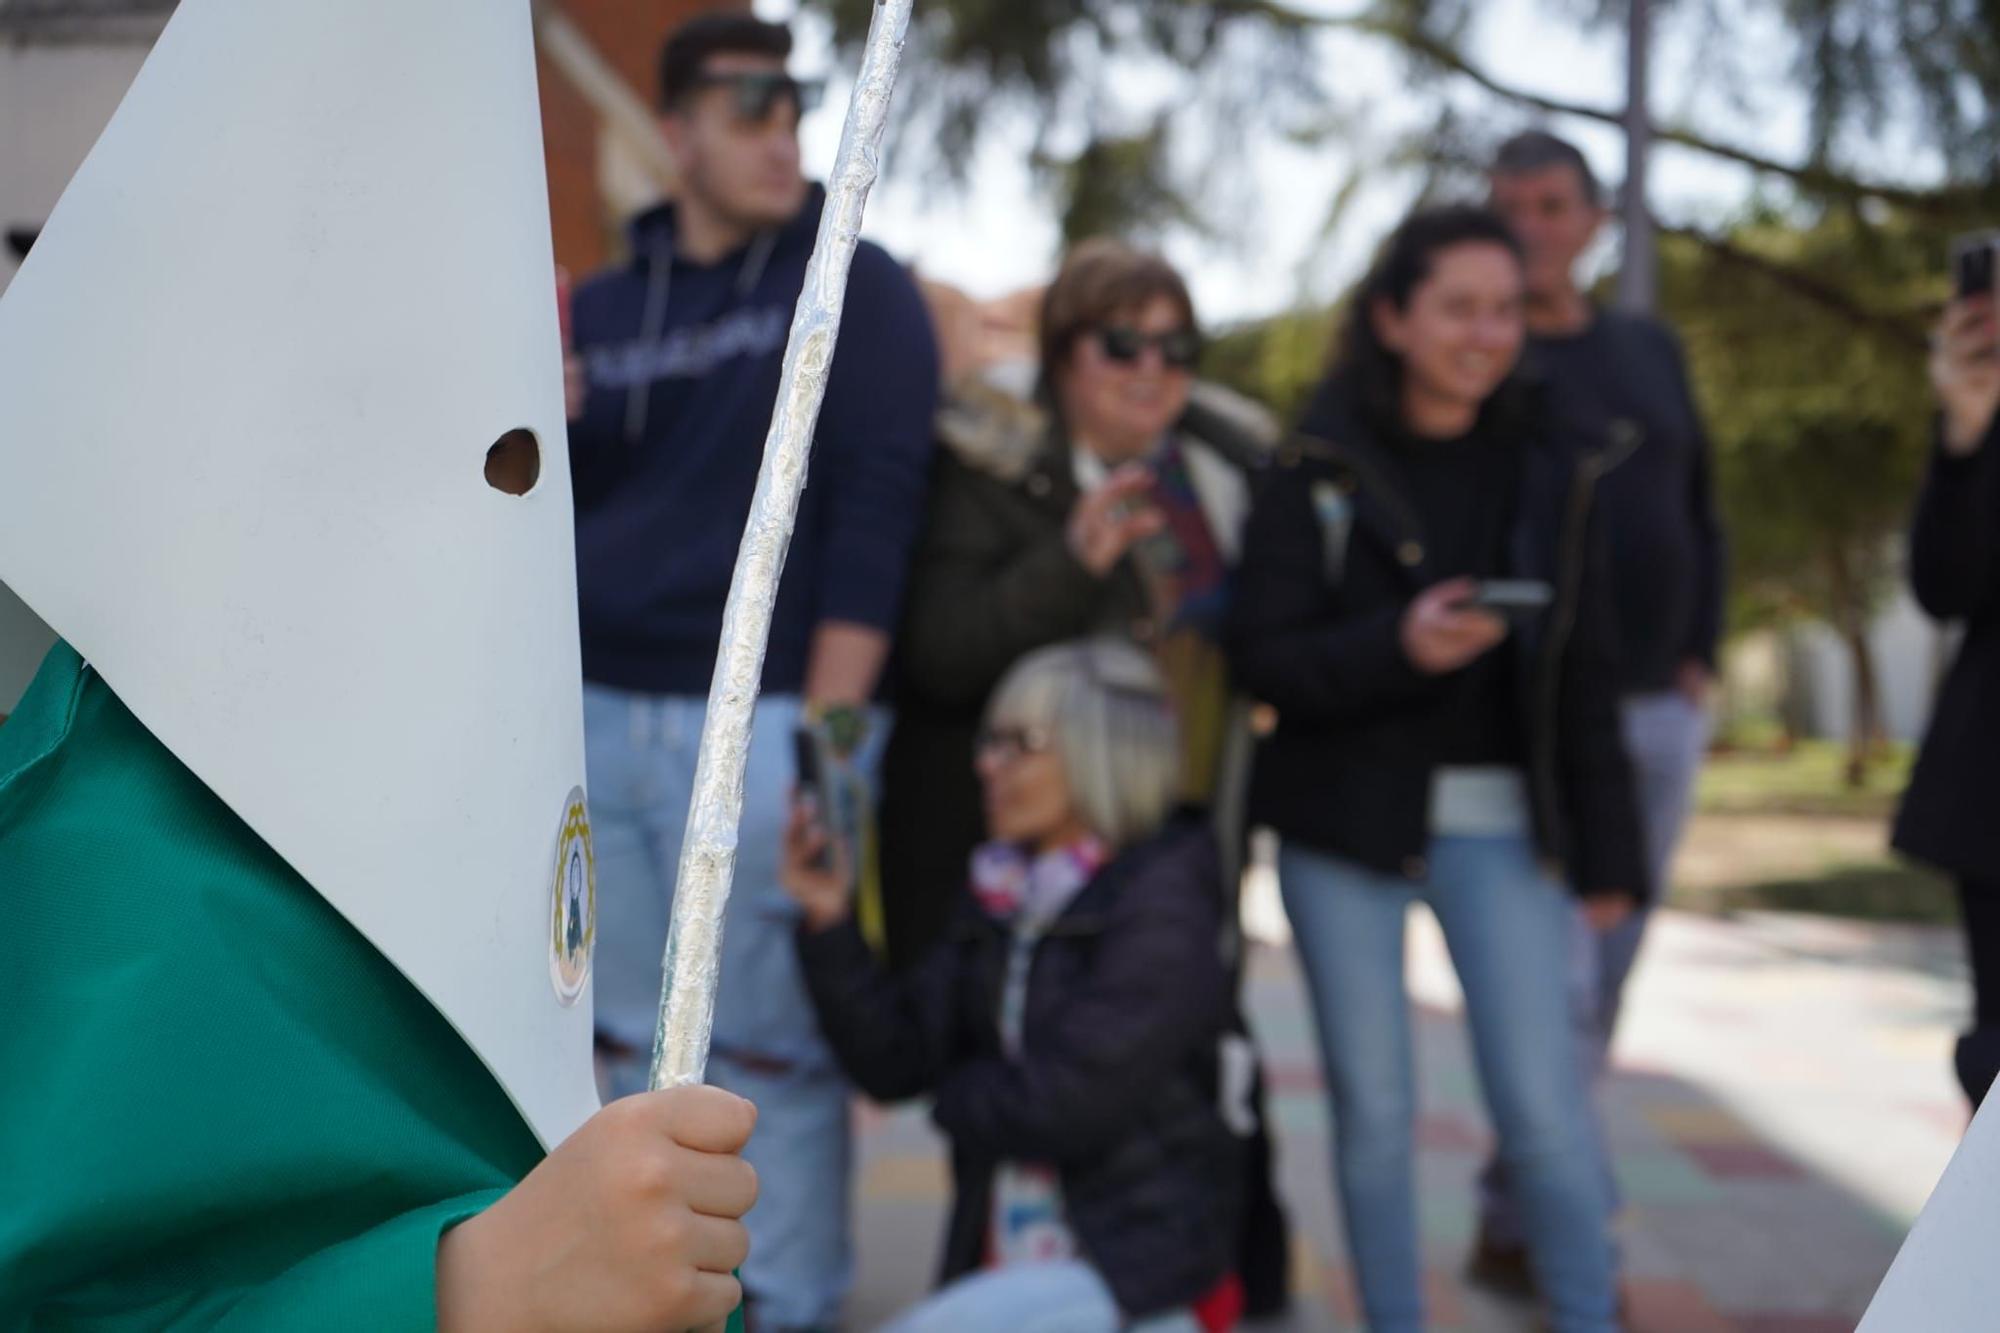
792;726;837;871
1463;579;1554;619
1953;231;1999;299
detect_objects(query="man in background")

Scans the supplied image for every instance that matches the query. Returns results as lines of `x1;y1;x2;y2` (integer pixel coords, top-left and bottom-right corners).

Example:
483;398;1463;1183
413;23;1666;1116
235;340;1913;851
564;15;938;1331
1477;128;1728;1292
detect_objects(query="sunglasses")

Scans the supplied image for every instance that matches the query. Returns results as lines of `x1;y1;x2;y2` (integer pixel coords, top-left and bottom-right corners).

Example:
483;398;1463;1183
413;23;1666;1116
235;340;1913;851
974;725;1055;764
1096;325;1201;371
686;71;825;124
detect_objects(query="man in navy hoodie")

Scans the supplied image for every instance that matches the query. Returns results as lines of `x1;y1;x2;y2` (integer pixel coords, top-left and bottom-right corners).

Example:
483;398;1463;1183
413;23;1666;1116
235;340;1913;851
564;15;938;1331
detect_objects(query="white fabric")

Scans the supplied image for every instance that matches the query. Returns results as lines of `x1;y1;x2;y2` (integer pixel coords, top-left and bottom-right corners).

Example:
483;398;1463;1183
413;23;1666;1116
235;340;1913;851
0;0;596;1148
1428;766;1534;839
1860;1093;2000;1329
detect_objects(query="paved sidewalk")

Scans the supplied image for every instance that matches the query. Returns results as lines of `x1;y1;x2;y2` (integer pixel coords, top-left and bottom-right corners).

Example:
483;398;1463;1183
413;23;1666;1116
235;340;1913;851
846;903;1970;1331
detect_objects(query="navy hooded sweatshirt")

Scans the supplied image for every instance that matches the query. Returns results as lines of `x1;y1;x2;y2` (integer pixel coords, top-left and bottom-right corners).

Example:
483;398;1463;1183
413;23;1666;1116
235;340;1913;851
1526;310;1727;694
567;185;938;695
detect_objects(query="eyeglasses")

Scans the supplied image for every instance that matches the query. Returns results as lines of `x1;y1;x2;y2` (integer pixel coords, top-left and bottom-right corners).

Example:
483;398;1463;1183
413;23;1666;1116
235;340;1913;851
975;725;1055;763
685;72;825;124
1096;326;1201;371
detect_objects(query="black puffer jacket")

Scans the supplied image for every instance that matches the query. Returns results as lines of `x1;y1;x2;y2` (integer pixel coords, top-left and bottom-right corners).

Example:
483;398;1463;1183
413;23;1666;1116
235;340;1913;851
1228;381;1647;899
795;821;1240;1317
1894;424;2000;883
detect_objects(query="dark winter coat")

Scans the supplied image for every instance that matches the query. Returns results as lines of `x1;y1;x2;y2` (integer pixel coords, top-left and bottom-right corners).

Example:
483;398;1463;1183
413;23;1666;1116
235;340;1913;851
795;821;1241;1317
1894;423;2000;884
1228;380;1647;899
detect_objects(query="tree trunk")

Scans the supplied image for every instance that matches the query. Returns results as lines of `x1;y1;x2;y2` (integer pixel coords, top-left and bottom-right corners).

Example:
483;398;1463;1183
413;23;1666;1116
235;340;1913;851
1824;544;1885;788
1617;0;1658;313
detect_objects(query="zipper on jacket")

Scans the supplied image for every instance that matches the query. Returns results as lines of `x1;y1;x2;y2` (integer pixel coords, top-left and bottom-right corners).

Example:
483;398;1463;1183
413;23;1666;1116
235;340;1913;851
622;244;674;446
1529;420;1641;877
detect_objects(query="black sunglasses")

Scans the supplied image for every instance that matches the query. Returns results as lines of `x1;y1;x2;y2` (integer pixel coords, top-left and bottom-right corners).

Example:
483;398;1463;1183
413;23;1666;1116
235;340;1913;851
1096;325;1201;370
686;71;825;123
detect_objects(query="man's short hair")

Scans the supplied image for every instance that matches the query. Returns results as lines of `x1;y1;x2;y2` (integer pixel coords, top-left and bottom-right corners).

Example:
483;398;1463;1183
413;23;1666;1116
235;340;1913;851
658;14;792;110
1492;130;1603;207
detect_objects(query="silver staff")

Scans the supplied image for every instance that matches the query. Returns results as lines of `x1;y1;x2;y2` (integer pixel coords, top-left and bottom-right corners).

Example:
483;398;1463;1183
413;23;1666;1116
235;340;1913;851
650;0;914;1091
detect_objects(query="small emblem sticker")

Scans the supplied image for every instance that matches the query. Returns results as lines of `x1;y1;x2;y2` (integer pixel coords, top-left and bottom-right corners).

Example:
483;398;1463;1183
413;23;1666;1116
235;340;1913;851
550;786;596;1005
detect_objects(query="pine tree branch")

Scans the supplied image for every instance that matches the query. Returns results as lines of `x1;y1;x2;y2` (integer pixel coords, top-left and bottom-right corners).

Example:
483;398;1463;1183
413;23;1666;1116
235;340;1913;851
1222;0;1989;214
1656;222;1931;353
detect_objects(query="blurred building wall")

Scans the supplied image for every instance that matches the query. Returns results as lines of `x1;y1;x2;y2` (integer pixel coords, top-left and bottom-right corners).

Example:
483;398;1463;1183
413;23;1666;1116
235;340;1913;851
538;0;750;279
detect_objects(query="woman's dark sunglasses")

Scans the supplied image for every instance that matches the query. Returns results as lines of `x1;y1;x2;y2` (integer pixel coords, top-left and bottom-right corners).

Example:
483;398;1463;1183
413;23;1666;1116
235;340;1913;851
1096;325;1201;370
688;72;825;123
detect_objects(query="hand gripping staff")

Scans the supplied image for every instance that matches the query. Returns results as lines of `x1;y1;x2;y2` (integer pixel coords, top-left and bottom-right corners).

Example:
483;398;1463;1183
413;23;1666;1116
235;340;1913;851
649;0;915;1092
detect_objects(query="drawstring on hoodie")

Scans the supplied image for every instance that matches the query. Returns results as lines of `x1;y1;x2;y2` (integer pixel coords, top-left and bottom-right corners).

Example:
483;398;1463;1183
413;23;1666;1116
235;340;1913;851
621;225;783;447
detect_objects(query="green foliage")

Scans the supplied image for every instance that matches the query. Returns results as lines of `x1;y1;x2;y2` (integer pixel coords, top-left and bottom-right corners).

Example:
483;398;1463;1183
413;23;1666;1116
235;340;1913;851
1698;739;1915;818
804;0;1999;261
1038;123;1208;248
1656;213;1937;637
1776;0;2000;177
1202;304;1336;425
808;0;1332;240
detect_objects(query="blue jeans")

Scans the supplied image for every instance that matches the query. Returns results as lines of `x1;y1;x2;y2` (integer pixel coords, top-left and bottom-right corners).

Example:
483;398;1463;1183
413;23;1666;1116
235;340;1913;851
1280;834;1618;1333
1575;691;1710;1066
1483;690;1711;1244
585;685;879;1331
880;1261;1203;1333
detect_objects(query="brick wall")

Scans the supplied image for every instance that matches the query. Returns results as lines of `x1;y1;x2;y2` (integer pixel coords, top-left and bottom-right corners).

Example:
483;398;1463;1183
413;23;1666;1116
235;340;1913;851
538;0;749;279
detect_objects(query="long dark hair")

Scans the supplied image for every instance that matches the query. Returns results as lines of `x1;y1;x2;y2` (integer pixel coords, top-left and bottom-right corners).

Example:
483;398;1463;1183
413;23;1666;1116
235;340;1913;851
1330;205;1533;440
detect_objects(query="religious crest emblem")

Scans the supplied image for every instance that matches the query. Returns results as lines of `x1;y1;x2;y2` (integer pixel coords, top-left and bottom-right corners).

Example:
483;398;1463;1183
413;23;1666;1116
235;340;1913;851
549;786;596;1005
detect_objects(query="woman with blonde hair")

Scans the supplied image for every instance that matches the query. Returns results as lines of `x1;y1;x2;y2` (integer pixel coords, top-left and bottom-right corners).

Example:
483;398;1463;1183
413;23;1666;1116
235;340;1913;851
784;639;1239;1333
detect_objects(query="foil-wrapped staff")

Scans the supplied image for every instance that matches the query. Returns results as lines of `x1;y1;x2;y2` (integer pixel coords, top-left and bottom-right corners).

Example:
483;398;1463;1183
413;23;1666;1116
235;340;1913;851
650;0;915;1091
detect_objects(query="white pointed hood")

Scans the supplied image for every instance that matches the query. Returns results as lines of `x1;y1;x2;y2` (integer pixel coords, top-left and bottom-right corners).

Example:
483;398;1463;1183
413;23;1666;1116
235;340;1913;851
0;0;599;1148
1860;1095;2000;1328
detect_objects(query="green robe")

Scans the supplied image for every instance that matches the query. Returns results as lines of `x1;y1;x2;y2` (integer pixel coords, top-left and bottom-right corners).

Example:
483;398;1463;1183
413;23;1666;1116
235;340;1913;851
0;645;742;1331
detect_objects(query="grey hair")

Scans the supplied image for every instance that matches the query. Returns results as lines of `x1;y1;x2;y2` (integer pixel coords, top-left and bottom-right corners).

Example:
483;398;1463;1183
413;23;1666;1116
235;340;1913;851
985;639;1180;850
1491;129;1603;207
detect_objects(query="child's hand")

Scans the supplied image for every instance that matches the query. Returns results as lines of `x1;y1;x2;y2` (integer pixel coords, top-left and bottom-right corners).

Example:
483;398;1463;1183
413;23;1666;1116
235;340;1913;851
437;1086;758;1333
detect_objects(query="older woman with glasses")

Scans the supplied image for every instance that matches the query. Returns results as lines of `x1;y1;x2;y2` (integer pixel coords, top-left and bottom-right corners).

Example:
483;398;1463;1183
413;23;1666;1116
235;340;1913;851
783;640;1240;1333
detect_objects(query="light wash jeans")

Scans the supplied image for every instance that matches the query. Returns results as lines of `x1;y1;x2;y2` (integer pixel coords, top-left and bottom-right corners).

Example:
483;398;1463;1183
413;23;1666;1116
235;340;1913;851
1482;689;1711;1244
879;1261;1203;1333
585;684;883;1332
1280;832;1619;1333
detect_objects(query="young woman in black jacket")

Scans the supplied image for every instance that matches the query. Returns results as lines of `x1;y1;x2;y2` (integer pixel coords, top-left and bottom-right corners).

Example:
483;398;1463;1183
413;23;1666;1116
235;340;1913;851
1228;207;1643;1333
782;640;1238;1332
1893;289;2000;1108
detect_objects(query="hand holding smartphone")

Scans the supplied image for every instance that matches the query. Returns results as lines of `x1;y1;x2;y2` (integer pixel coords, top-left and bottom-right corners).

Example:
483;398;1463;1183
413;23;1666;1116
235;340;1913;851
1939;232;2000;455
792;726;838;872
1457;579;1554;621
1954;231;1999;300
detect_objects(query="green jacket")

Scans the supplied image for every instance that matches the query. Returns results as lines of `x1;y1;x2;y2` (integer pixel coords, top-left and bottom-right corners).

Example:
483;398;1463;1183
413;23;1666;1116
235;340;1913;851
0;645;740;1332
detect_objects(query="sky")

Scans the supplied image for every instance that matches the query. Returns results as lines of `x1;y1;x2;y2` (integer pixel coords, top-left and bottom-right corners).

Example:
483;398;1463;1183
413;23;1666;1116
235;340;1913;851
750;0;1854;324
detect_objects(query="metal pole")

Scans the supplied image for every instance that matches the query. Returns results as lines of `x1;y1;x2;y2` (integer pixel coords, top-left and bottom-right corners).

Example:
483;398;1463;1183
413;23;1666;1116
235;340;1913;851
649;0;914;1091
1617;0;1657;313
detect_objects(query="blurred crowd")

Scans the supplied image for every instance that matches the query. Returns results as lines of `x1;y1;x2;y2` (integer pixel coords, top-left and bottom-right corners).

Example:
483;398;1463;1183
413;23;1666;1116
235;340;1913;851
562;15;2000;1333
